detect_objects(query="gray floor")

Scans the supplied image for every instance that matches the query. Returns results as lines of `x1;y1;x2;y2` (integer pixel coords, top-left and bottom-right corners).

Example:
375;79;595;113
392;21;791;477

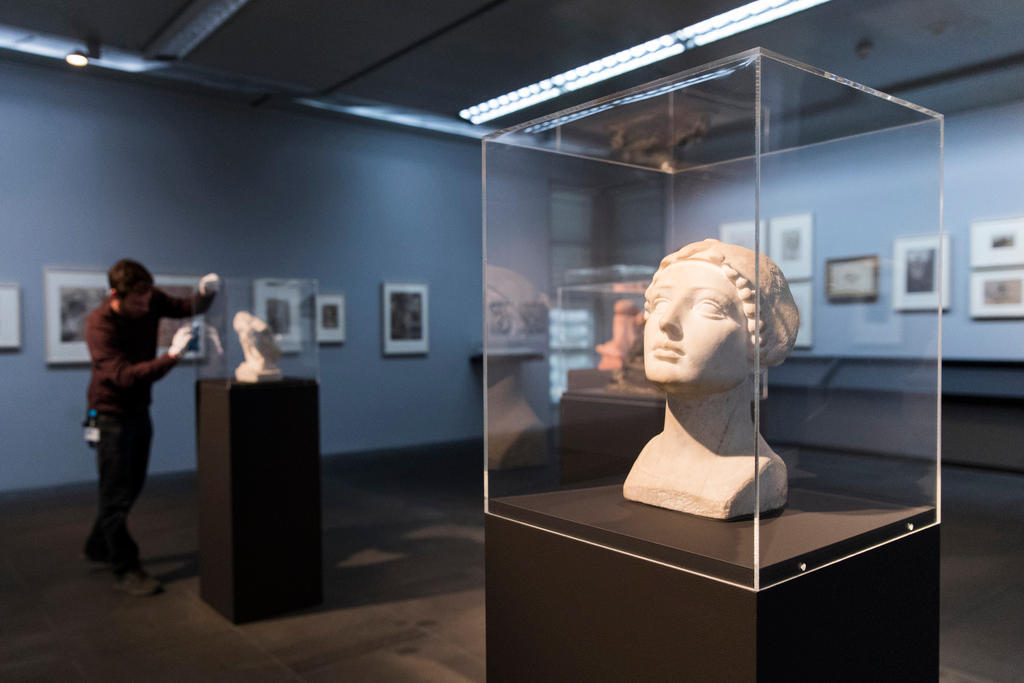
0;445;1021;682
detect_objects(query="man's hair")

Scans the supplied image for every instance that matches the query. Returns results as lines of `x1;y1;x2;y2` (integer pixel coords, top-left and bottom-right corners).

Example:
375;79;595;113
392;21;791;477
108;259;154;297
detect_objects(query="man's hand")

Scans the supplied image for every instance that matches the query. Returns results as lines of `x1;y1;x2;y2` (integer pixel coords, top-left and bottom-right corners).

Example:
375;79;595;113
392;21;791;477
168;325;196;358
198;273;221;297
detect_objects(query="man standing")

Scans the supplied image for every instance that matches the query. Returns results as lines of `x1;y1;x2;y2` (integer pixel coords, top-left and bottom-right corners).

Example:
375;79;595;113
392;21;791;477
83;259;219;596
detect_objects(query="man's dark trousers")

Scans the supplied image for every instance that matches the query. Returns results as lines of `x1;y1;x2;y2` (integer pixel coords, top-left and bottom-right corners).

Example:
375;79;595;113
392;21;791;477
83;410;152;575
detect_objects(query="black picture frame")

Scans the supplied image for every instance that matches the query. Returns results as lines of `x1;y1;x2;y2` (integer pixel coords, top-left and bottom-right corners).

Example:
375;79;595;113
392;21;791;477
825;255;879;302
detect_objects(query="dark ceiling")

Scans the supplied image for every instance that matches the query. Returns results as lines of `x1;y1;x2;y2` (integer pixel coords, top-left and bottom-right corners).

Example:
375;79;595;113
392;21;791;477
1;0;1023;133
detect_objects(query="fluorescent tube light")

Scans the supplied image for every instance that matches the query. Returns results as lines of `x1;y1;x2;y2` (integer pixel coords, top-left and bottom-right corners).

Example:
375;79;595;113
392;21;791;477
460;0;833;124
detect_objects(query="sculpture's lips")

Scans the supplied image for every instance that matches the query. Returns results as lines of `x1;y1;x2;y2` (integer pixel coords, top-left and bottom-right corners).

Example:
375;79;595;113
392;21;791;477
651;346;684;360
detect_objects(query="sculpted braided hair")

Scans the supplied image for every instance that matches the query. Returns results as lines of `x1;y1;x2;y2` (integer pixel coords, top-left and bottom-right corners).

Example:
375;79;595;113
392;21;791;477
644;238;799;367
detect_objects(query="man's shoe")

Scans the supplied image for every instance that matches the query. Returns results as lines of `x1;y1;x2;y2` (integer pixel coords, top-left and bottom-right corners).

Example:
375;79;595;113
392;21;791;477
114;569;163;596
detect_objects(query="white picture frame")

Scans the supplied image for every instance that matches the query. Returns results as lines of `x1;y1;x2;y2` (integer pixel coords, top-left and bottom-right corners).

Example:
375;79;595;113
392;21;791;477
970;217;1024;268
0;282;21;349
718;220;766;252
382;282;428;356
788;280;812;348
253;278;303;354
970;268;1024;318
316;293;346;344
769;213;813;280
154;274;206;361
892;234;950;311
44;269;109;364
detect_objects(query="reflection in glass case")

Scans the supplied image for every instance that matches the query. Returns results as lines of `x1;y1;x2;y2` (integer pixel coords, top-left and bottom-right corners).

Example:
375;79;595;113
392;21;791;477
483;48;942;590
550;277;652;403
195;277;319;385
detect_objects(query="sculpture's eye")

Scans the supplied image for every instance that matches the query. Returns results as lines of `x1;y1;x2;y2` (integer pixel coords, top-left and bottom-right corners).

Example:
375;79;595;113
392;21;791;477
696;299;727;319
650;296;671;314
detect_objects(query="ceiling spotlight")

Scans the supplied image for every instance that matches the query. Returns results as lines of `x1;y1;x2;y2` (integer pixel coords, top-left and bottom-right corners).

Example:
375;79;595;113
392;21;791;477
65;50;89;67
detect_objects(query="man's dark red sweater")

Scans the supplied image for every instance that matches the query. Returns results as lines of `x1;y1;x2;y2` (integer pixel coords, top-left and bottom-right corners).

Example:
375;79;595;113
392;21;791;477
85;288;211;414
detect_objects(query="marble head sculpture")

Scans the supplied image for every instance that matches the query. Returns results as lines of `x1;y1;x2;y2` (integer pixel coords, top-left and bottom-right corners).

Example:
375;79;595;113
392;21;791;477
622;238;799;519
233;311;283;383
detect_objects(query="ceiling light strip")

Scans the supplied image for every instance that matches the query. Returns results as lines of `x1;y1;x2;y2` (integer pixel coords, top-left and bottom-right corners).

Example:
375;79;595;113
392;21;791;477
460;0;833;124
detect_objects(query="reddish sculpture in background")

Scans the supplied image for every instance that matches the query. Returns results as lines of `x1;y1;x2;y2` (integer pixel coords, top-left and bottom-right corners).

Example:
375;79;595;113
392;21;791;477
595;299;643;370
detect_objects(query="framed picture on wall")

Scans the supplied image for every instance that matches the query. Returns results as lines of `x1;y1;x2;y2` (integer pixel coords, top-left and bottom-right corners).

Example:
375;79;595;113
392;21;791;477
970;268;1024;318
253;278;304;354
825;255;879;302
154;274;206;361
892;234;950;311
788;280;812;348
316;293;346;344
718;220;766;252
382;282;428;355
44;269;109;364
0;282;21;349
970;217;1024;268
769;213;813;280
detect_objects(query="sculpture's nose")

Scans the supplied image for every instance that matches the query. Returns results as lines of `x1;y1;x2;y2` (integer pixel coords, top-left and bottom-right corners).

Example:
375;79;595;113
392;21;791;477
658;311;683;339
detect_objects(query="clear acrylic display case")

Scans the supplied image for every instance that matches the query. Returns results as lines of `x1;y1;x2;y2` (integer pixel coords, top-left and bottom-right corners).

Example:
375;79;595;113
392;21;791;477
195;277;319;384
483;48;942;590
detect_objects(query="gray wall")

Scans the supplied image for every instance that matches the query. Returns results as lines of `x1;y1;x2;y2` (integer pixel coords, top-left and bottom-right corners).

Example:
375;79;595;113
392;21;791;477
0;60;483;491
671;99;1024;361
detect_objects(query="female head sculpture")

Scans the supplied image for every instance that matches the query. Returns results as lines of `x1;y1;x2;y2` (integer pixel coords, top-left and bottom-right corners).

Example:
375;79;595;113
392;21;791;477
623;238;799;519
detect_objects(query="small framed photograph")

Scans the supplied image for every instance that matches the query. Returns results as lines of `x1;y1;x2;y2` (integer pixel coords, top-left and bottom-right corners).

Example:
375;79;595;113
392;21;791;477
970;217;1024;268
893;234;950;311
253;279;303;353
154;274;206;361
970;268;1024;318
44;268;109;364
718;220;766;252
769;213;813;280
0;282;21;349
826;255;879;302
316;293;346;344
788;280;812;348
382;282;428;355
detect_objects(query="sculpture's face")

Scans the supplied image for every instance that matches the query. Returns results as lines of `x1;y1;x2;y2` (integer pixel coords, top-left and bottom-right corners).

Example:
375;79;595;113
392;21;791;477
644;260;751;396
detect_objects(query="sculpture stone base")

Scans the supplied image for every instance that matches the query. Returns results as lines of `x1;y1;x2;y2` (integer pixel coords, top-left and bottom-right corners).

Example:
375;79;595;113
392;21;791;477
234;365;282;383
623;443;787;519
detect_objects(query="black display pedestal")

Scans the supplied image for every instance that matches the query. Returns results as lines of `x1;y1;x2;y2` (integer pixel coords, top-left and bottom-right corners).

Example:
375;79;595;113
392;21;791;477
559;388;661;483
196;378;323;623
486;489;939;682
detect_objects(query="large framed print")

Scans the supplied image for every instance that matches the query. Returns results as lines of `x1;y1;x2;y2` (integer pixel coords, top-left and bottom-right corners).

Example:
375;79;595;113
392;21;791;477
718;220;765;252
769;213;813;280
893;234;950;311
970;217;1024;268
253;279;303;353
316;293;346;344
970;268;1024;318
826;255;879;302
154;274;205;361
382;282;428;355
44;269;108;364
788;280;812;348
0;283;20;349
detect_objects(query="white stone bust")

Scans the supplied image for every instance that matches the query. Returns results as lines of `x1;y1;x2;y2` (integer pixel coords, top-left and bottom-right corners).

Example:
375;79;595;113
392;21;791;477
622;239;799;519
233;311;283;383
